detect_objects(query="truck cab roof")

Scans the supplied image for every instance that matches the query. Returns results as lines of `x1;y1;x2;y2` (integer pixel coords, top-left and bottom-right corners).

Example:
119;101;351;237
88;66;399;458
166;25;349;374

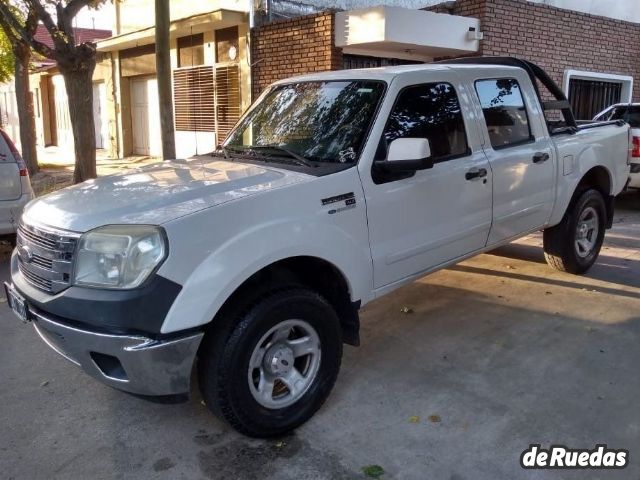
274;63;524;85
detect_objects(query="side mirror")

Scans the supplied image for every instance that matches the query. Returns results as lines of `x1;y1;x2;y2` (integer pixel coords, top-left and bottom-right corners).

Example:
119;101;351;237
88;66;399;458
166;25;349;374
374;138;434;173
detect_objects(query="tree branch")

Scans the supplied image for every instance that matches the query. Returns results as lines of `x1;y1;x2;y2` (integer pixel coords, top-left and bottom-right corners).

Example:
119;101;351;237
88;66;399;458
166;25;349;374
25;9;37;36
64;0;87;21
23;0;71;53
0;1;54;58
54;1;74;44
24;0;56;34
0;6;20;44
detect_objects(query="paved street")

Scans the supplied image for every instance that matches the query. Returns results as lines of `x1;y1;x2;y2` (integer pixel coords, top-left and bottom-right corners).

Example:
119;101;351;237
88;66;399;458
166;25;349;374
1;193;639;480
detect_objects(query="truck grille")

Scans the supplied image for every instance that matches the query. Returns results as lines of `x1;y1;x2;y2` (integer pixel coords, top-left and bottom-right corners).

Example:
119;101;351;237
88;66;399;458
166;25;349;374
16;222;80;294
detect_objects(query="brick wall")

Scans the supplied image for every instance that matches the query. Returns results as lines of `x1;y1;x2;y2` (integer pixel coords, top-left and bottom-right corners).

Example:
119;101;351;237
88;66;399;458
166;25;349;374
433;0;640;101
250;1;640;102
250;11;343;100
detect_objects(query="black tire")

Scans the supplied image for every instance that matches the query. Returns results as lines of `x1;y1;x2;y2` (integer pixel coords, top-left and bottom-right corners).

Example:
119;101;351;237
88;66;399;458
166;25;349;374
543;189;606;274
198;288;342;438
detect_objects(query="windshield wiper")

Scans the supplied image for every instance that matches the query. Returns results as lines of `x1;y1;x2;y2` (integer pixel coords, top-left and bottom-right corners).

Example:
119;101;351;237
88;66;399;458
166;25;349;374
242;145;315;168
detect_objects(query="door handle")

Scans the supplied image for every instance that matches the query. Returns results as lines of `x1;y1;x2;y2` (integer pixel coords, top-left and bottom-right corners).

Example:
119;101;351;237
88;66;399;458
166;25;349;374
533;152;550;164
465;167;488;181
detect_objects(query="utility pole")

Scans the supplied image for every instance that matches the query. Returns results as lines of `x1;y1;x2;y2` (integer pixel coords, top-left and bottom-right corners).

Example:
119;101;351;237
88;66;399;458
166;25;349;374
155;0;176;159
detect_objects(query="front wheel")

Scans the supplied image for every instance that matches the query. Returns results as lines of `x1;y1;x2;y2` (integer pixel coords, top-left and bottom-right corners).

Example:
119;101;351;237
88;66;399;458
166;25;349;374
543;189;606;274
198;288;342;437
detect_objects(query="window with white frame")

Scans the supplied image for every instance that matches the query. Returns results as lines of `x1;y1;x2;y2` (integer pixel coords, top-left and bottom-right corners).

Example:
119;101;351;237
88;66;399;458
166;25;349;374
564;70;633;120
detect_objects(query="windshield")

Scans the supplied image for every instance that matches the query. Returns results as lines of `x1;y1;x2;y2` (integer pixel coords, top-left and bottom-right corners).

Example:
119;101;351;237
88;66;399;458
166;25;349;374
224;80;385;165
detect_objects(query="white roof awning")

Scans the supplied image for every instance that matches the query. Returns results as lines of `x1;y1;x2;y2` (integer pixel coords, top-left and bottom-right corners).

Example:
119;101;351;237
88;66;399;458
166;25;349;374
335;6;481;61
97;10;247;52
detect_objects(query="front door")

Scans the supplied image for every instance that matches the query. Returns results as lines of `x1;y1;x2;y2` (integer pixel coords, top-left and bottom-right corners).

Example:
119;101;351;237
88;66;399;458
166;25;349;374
52;75;73;149
93;82;108;150
362;76;493;290
131;77;161;156
471;74;556;245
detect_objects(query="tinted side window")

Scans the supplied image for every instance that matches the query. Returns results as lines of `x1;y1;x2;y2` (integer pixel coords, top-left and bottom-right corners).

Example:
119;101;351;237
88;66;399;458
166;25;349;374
475;79;532;149
383;83;469;160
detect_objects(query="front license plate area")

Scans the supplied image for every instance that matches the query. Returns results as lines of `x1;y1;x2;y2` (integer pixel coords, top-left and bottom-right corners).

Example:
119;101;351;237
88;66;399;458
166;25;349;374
4;282;29;323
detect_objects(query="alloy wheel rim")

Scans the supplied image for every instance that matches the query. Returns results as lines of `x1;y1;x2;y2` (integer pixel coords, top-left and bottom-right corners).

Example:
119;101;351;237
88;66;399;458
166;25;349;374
248;319;321;409
575;206;599;259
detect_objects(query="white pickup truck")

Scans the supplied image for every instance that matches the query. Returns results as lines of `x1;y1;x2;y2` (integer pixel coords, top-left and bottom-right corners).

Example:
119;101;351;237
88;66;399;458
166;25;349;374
5;58;631;437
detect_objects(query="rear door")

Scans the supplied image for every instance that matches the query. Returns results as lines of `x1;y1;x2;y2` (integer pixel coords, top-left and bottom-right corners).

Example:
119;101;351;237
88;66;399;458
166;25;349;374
0;130;22;201
469;71;556;245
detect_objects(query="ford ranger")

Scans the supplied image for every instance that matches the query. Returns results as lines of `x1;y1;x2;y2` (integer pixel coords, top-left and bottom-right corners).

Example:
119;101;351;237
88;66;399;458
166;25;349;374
4;58;631;437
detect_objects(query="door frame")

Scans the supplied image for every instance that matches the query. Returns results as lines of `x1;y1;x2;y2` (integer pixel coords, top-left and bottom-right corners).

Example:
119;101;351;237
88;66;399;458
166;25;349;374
130;76;152;156
358;70;493;290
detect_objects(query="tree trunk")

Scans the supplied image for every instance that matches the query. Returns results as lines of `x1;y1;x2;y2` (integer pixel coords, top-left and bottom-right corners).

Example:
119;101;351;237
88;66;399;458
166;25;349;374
59;54;97;183
13;42;38;175
155;0;176;160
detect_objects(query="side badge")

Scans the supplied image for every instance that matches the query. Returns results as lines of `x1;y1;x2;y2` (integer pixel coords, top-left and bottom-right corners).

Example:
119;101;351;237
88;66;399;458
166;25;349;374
322;192;356;215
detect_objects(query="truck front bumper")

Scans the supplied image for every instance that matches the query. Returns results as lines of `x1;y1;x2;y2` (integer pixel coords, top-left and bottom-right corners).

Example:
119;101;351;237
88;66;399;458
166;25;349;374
27;303;203;396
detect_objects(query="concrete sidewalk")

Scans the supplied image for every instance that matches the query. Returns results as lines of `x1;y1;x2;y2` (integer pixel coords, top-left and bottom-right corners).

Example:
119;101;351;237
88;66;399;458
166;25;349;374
35;145;116;168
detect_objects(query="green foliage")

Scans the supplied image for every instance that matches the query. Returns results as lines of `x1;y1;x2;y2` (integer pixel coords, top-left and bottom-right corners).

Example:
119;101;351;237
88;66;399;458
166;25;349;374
362;465;385;478
0;23;14;83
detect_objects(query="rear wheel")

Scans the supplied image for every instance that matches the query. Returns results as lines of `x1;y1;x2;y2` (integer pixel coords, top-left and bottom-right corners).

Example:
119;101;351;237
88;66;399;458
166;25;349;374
198;288;342;437
543;189;606;274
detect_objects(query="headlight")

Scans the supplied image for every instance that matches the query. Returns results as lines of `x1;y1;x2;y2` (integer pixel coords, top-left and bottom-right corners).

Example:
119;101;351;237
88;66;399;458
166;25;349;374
73;225;167;289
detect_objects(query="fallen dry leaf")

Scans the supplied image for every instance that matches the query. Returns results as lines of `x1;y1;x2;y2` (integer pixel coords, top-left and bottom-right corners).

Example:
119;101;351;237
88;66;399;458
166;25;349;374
428;415;441;423
409;415;420;424
400;306;413;314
